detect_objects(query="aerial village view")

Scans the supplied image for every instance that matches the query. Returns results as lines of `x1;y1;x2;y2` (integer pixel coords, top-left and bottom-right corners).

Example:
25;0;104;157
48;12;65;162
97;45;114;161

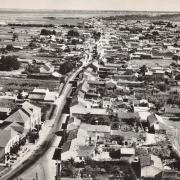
0;1;180;180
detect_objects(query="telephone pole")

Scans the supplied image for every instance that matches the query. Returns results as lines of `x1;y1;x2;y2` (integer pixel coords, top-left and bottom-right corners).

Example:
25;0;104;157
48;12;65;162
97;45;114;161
55;148;62;180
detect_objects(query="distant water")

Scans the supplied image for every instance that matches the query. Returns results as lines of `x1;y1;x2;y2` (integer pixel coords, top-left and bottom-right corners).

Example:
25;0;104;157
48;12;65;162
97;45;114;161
0;9;180;25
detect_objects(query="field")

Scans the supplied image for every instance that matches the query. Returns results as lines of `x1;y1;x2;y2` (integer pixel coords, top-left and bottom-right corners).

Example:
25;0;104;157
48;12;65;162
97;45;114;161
0;77;60;92
128;59;175;68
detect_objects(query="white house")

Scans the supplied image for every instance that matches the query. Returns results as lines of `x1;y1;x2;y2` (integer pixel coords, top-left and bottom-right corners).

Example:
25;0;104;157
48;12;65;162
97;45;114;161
4;101;41;134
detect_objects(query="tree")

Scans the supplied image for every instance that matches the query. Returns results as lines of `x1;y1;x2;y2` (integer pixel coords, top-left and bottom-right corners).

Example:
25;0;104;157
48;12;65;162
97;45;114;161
112;166;123;179
156;83;169;92
52;30;56;35
92;31;101;41
59;61;74;75
111;135;124;145
40;29;56;36
83;165;93;178
166;22;174;28
173;55;179;61
175;74;180;80
28;42;38;49
25;64;40;74
170;62;178;67
0;56;20;71
109;150;120;159
10;142;20;155
139;65;148;76
67;29;80;37
13;33;18;41
6;44;14;51
152;31;159;36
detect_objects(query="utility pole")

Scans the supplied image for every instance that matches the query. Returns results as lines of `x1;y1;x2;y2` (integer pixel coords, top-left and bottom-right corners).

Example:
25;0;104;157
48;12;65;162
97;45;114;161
36;171;38;180
55;148;62;180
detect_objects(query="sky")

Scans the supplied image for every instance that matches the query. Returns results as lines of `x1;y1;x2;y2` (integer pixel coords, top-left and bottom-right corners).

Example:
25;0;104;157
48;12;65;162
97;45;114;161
1;0;180;12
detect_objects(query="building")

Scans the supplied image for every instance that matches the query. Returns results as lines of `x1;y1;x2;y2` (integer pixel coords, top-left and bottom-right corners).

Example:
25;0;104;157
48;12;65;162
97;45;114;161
4;101;41;134
140;154;163;180
40;62;55;74
61;128;88;161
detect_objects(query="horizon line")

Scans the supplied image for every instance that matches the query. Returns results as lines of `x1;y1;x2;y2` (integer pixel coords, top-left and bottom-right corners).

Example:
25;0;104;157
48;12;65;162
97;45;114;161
0;8;180;13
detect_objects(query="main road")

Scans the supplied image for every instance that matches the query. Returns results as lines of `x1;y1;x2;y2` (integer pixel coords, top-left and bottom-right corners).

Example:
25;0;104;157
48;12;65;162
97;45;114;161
0;51;91;180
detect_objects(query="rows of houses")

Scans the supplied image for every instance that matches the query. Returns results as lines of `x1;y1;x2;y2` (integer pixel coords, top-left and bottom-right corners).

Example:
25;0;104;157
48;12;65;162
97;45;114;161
0;100;41;165
60;18;180;180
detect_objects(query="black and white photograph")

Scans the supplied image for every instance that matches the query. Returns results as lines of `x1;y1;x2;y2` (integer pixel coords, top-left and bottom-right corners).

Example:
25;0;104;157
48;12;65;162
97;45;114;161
0;0;180;180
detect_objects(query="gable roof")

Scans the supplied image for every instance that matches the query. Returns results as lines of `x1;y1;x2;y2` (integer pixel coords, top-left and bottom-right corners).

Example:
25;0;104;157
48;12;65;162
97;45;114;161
28;93;45;100
141;166;162;178
80;123;110;133
0;129;19;147
147;114;158;127
118;112;140;120
61;141;72;153
88;80;106;86
4;109;29;124
5;122;24;134
44;91;57;102
22;101;41;111
139;155;151;167
70;95;79;107
67;129;78;141
77;146;95;157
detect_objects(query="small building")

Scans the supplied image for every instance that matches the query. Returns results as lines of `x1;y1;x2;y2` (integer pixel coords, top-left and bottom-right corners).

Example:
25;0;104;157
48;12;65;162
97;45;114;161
28;93;45;102
120;147;135;157
80;123;111;143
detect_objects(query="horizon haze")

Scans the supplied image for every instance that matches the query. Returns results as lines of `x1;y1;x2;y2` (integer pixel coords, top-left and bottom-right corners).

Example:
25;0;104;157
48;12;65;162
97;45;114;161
1;0;180;12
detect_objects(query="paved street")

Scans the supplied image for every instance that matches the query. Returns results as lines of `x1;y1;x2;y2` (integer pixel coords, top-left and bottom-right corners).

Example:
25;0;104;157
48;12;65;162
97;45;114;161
15;58;91;180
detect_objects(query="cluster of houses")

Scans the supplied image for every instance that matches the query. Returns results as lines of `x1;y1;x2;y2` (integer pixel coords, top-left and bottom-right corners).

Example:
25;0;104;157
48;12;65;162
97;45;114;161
60;18;180;180
1;14;180;179
0;99;41;166
0;16;100;170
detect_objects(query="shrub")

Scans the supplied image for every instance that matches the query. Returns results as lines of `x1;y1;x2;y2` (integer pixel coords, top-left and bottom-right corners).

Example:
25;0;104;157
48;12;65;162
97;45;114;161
0;55;20;71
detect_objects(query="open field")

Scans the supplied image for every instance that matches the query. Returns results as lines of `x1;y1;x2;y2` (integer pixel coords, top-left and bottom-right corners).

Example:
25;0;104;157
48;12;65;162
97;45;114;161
128;59;176;67
0;77;60;91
